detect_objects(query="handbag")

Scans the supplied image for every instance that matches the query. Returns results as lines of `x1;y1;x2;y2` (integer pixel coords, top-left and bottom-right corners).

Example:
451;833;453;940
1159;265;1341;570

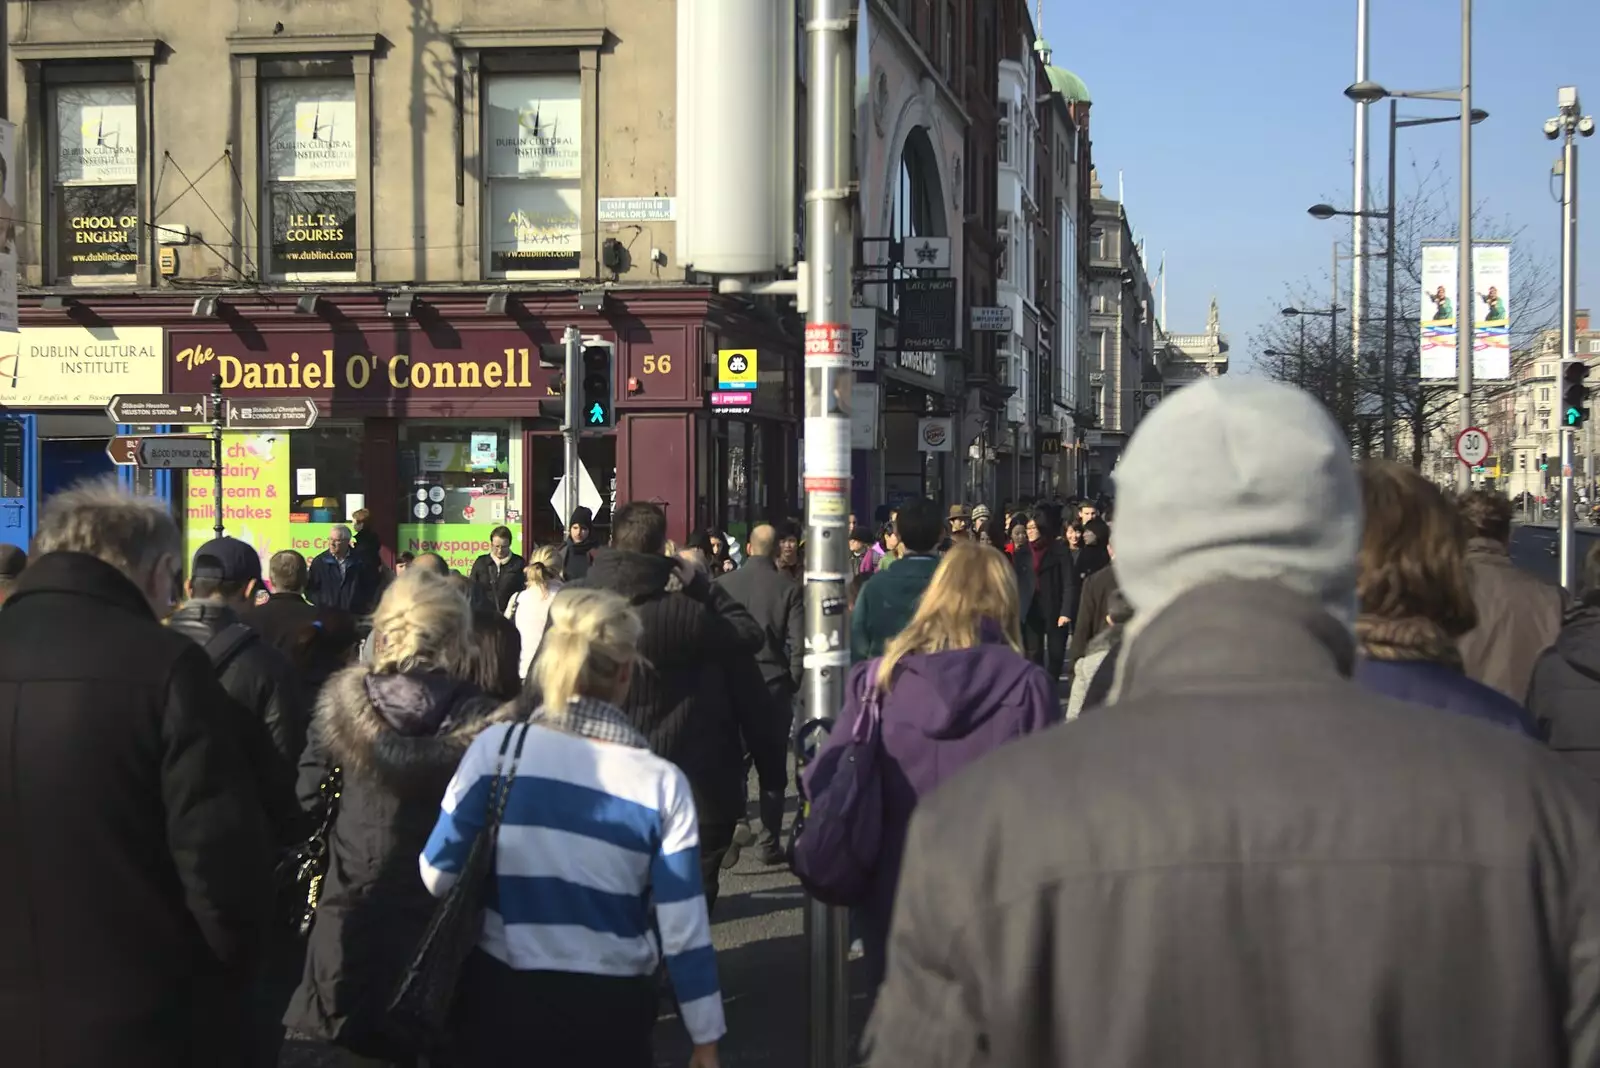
276;765;342;939
791;661;887;907
387;721;531;1050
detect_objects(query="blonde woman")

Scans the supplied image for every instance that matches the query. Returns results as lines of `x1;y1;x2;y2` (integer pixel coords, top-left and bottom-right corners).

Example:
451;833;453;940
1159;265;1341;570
504;544;564;681
422;588;725;1068
285;571;513;1065
806;541;1059;998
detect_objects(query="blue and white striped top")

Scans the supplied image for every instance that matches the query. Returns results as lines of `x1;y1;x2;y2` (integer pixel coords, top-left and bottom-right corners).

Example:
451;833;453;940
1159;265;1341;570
419;710;726;1046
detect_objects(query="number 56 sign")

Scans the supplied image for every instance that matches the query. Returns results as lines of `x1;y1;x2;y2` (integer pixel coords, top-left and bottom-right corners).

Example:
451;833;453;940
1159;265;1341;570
1455;426;1491;467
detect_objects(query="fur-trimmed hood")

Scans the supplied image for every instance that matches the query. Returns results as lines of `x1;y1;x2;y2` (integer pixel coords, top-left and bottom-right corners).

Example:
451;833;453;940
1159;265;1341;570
313;666;516;797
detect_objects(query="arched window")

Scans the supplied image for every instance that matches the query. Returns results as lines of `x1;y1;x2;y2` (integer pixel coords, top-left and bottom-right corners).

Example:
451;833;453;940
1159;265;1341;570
890;126;945;313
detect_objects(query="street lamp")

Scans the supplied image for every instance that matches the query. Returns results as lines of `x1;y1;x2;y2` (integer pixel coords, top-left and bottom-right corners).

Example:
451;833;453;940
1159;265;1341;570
1340;5;1476;492
1282;305;1347;404
1316;98;1486;462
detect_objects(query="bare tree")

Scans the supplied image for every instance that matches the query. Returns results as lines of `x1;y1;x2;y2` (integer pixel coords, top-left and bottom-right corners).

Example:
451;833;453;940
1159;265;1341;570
1251;160;1559;469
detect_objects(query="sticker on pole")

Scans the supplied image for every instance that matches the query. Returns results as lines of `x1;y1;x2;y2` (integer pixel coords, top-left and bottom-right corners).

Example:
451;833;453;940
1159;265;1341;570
1455;426;1490;467
804;323;850;368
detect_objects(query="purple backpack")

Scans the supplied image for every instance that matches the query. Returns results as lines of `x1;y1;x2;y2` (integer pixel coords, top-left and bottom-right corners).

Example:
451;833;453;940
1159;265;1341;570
792;661;886;907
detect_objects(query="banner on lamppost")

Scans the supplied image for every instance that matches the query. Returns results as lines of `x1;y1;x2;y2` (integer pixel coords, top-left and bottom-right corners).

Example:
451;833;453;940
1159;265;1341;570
1419;240;1512;381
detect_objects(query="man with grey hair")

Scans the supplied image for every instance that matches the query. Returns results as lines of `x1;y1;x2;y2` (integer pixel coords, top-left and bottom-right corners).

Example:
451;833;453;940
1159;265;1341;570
868;378;1600;1068
305;521;382;616
0;479;271;1065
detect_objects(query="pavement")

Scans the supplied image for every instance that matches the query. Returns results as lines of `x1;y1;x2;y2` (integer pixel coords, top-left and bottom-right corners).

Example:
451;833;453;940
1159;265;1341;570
281;771;869;1068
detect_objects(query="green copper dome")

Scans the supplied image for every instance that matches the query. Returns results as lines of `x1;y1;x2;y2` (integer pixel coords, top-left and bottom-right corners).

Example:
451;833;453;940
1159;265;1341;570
1046;65;1091;104
1034;39;1090;104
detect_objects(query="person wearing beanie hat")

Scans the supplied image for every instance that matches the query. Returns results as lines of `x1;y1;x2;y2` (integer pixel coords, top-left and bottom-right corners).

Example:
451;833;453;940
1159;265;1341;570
867;376;1600;1068
561;505;600;582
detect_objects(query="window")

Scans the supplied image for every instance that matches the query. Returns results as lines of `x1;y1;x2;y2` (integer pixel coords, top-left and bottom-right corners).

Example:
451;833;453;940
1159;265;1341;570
1092;227;1106;260
51;83;139;284
484;71;582;277
1540;387;1551;402
1590;339;1600;354
398;421;520;570
262;77;357;280
1540;363;1552;377
997;101;1012;165
288;425;367;559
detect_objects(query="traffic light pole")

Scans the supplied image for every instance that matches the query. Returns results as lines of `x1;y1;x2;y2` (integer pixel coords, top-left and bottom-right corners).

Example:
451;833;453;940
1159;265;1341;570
562;323;581;529
1555;88;1585;593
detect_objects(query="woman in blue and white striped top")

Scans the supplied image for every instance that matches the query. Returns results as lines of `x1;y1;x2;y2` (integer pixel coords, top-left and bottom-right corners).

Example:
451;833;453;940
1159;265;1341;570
420;587;725;1068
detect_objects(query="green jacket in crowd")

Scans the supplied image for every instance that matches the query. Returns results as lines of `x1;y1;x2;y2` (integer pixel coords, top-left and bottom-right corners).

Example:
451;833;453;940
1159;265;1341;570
851;554;939;663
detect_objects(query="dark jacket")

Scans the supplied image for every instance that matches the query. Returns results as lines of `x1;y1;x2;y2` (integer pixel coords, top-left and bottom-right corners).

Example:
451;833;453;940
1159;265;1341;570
284;668;508;1059
1068;564;1120;660
565;549;763;824
866;580;1600;1068
468;552;526;615
0;553;273;1068
1356;656;1539;738
240;591;358;694
718;556;804;691
305;550;383;617
1070;540;1111;622
1458;537;1565;702
167;599;308;844
823;634;1059;991
1527;597;1600;780
560;537;597;583
851;554;939;663
1021;540;1075;629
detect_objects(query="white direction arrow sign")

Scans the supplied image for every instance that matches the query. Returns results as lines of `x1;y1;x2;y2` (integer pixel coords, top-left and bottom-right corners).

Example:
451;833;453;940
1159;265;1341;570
550;462;604;523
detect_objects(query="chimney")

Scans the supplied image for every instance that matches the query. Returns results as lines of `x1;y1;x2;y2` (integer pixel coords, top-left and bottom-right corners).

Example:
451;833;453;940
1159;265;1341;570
1579;308;1591;333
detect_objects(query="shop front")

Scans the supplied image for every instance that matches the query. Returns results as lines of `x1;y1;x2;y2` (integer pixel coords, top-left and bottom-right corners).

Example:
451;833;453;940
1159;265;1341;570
878;348;957;511
0;325;167;547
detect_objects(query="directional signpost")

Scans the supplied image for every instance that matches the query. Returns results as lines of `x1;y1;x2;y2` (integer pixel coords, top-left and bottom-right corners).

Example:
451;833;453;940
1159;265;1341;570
105;393;213;424
106;434;214;469
224;398;319;431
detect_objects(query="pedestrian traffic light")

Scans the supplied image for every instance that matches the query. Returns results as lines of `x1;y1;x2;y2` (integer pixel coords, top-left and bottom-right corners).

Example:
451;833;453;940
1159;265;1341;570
1541;452;1550;472
1563;358;1591;428
581;342;614;428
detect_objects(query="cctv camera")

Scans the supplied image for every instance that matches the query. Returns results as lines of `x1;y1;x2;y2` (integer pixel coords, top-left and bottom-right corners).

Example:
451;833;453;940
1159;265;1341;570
1545;118;1562;140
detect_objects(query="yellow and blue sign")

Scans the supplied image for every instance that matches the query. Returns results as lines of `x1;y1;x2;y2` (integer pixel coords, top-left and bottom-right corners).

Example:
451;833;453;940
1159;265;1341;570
717;348;758;390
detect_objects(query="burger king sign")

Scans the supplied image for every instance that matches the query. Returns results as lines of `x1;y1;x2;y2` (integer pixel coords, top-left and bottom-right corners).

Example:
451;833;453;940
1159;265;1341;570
918;416;953;452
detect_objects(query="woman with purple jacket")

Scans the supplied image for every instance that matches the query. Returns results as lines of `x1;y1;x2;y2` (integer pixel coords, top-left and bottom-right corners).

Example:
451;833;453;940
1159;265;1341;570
818;542;1061;996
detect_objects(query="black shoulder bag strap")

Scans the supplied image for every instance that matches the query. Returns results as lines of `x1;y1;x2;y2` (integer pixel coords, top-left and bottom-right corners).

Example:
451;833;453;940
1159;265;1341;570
203;622;258;674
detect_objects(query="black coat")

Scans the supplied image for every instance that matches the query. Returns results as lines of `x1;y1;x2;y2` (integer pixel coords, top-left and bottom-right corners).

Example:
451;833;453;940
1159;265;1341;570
240;592;359;695
1071;541;1112;623
284;668;509;1060
869;580;1600;1068
1527;598;1600;780
305;551;383;617
0;553;274;1068
717;556;804;691
564;549;763;824
560;538;597;582
468;552;526;614
1069;565;1120;661
1024;540;1075;627
168;600;308;844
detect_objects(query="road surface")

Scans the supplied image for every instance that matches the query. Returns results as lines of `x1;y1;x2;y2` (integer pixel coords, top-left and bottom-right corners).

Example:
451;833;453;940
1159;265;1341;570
1509;521;1598;585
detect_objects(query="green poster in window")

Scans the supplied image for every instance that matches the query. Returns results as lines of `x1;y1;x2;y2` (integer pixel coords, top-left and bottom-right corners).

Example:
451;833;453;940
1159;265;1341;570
183;431;292;581
397;523;521;574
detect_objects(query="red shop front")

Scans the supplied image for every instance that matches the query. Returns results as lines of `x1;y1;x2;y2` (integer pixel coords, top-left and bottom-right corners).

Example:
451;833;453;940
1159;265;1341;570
150;289;798;568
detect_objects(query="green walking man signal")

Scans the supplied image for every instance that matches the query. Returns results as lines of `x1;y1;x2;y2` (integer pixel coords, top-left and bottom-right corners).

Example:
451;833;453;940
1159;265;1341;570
588;402;606;424
581;344;614;429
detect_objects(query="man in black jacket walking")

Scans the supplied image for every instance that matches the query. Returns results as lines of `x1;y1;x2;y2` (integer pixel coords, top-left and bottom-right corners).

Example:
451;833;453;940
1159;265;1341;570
305;524;383;617
718;523;804;864
568;501;763;906
0;481;273;1068
468;524;525;613
241;549;358;696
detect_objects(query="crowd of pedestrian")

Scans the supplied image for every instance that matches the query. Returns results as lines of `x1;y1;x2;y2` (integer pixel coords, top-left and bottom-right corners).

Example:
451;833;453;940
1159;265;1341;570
10;373;1600;1067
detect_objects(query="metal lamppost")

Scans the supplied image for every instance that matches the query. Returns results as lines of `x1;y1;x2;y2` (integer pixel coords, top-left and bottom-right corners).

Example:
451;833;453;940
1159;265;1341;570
1345;0;1475;490
1283;305;1347;418
1263;348;1308;389
1310;104;1488;461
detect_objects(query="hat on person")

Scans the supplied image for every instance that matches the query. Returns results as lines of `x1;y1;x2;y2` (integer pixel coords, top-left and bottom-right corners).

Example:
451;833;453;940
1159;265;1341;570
569;506;594;528
970;503;992;526
947;504;970;521
0;544;26;581
1111;377;1361;627
191;536;263;585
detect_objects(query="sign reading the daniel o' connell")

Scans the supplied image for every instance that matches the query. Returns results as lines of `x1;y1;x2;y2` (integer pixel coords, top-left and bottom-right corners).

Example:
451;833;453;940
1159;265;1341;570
167;330;645;417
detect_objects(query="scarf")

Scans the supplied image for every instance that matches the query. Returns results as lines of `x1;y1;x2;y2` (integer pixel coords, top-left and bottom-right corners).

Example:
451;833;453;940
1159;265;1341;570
1354;614;1462;668
1029;538;1049;573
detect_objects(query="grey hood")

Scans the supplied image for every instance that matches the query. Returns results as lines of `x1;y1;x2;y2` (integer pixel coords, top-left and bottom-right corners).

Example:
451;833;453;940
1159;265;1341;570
1111;377;1362;629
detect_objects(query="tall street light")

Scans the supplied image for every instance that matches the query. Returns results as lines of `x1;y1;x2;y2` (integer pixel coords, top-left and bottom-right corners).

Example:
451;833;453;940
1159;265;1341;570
1283;304;1348;416
1346;3;1474;491
1310;104;1488;461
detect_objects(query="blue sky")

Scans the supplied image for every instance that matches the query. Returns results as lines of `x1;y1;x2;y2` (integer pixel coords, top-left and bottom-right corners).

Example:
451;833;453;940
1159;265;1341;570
1042;0;1596;369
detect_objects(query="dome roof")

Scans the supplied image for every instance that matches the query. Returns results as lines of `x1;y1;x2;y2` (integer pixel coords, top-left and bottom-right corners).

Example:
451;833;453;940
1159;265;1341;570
1046;65;1091;103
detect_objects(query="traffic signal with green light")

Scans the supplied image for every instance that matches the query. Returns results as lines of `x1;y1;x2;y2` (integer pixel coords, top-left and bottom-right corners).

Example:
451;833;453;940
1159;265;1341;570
1541;452;1550;472
1563;358;1591;428
581;342;614;428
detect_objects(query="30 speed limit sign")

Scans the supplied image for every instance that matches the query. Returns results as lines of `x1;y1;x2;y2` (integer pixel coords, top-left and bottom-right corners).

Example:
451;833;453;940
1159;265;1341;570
1455;426;1491;467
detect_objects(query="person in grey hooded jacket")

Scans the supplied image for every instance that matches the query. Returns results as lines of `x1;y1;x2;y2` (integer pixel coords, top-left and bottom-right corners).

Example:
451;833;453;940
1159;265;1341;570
867;378;1600;1068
